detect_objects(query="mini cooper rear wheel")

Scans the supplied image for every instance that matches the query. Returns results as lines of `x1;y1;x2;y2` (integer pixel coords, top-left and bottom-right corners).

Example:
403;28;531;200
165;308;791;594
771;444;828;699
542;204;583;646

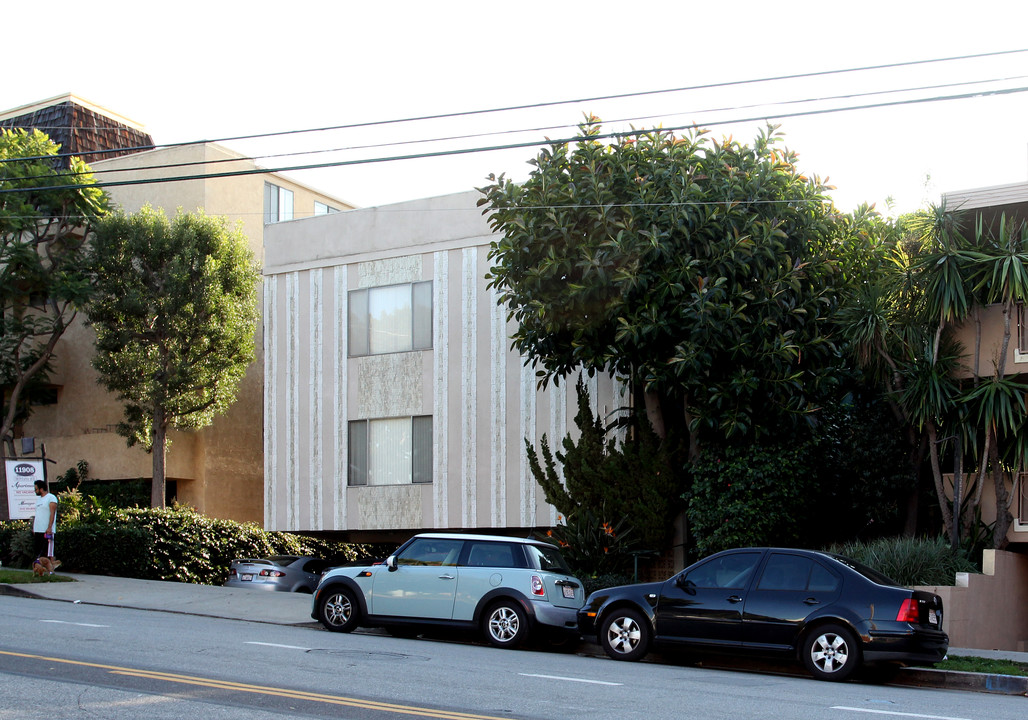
483;600;528;648
318;587;360;633
802;623;860;681
599;608;650;662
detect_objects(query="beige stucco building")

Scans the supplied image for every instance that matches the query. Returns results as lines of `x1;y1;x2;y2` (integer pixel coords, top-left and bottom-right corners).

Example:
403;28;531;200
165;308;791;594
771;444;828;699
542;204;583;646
263;190;625;542
4;95;354;522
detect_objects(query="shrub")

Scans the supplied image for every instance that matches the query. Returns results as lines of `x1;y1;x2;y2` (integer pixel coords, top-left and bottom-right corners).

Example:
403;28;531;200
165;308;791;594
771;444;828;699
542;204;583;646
1;506;376;584
828;536;977;586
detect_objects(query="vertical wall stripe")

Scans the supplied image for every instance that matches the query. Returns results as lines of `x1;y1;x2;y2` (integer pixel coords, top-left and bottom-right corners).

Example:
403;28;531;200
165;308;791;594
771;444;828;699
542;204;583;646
548;377;567;526
309;270;323;531
520;359;537;527
461;248;478;528
264;277;277;530
614;376;630;446
433;251;449;528
490;284;506;527
334;267;348;530
588;373;599;420
286;272;299;530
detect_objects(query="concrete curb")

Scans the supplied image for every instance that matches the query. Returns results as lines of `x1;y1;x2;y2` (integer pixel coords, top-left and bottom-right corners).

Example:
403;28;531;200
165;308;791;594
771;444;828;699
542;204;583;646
894;667;1028;695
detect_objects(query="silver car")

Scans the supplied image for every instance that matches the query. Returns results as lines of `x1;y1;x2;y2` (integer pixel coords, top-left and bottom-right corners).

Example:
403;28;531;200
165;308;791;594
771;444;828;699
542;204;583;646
312;533;584;648
226;555;333;593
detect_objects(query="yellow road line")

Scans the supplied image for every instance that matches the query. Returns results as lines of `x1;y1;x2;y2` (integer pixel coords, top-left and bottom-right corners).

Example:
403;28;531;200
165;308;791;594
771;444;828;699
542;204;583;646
0;650;508;720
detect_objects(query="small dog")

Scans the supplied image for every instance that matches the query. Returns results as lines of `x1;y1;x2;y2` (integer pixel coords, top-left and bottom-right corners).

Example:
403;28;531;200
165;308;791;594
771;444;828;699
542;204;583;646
32;557;60;576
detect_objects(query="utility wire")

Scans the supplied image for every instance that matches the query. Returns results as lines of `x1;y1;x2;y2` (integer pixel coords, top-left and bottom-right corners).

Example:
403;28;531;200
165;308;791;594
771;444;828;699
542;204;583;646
5;72;1027;186
4;83;1027;197
3;47;1027;165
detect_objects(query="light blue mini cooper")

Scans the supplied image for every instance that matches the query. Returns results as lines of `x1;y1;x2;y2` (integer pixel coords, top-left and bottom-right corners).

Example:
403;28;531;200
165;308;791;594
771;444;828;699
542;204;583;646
312;533;584;648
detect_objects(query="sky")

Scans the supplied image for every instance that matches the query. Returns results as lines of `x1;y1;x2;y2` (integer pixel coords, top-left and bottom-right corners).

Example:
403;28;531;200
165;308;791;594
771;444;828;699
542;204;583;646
5;0;1028;216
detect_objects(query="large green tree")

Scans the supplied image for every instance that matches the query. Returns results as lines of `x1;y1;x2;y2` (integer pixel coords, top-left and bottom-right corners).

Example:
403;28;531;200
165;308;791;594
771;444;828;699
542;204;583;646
0;129;108;460
85;206;260;507
480;119;848;455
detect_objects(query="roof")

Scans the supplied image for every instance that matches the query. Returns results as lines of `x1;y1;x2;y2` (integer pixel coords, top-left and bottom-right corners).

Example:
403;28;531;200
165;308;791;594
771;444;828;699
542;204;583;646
0;93;154;166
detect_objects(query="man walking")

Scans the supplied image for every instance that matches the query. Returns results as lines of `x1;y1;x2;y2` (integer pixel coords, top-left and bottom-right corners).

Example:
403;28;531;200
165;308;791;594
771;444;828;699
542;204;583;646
32;480;58;573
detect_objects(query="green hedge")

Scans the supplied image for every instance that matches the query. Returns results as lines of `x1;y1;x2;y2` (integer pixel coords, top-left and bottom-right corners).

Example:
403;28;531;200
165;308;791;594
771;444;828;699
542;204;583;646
0;505;380;585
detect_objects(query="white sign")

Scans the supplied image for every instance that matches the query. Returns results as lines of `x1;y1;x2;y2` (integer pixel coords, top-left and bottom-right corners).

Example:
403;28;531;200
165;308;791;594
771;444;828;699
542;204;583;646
5;459;43;520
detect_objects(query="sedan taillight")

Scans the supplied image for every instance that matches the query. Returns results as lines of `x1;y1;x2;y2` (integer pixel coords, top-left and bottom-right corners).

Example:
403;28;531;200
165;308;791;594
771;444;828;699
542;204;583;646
896;598;920;623
260;569;286;578
531;575;545;596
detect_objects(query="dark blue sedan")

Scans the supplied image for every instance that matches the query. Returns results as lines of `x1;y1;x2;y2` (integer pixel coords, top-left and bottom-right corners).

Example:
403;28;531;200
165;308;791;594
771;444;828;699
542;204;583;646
577;547;949;681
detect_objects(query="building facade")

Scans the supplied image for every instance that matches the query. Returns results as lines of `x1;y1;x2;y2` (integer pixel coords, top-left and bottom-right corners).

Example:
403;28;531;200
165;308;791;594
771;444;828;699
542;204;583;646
3;95;354;522
263;190;625;542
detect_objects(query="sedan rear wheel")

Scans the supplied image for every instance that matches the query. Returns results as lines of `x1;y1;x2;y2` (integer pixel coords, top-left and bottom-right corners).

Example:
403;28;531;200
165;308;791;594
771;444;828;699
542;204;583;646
318;587;360;633
802;624;860;681
600;608;650;661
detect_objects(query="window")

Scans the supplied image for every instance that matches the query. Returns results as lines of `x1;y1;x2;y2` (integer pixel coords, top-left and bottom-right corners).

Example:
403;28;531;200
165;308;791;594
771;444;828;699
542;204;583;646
264;183;294;223
314;201;338;216
349;282;432;356
756;554;838;592
681;552;761;589
1018;303;1027;354
348;416;432;486
396;537;462;566
465;542;520;568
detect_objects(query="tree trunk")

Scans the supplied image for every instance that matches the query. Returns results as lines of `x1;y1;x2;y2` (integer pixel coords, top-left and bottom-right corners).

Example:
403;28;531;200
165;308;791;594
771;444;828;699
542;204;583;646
927;422;955;543
990;430;1012;549
151;405;167;508
643;389;666;440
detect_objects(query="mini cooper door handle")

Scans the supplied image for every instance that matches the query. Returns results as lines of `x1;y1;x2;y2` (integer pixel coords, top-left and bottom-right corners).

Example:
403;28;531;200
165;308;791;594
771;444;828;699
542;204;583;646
439;573;456;580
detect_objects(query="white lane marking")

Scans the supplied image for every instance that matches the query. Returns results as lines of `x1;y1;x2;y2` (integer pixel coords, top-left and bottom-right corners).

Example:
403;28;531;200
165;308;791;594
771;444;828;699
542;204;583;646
832;707;972;720
519;673;622;686
41;620;109;628
245;641;311;651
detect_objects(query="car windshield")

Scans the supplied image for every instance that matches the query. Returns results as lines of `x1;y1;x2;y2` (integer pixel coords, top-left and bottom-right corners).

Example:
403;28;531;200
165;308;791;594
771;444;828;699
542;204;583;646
525;543;571;573
827;553;900;586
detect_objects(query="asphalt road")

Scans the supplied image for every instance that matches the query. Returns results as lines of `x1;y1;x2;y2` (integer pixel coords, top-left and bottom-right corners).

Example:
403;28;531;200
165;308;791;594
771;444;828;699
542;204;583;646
1;595;1026;720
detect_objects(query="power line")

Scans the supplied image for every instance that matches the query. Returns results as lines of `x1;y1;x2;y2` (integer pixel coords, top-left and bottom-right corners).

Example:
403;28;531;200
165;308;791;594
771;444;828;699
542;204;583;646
4;71;1026;188
3;47;1027;166
4;82;1027;197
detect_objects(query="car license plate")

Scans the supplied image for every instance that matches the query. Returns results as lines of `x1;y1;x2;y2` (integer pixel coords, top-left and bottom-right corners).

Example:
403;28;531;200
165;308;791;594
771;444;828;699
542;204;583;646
562;586;575;599
241;574;253;581
928;609;938;625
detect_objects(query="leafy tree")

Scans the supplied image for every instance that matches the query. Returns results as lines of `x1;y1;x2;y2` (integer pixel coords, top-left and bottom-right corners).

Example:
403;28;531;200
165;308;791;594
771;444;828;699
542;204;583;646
85;206;260;507
0;129;107;461
481;119;847;456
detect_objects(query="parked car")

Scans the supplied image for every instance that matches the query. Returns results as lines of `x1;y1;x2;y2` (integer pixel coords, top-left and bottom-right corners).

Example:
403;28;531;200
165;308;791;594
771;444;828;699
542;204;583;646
225;556;334;593
578;547;949;681
312;533;584;648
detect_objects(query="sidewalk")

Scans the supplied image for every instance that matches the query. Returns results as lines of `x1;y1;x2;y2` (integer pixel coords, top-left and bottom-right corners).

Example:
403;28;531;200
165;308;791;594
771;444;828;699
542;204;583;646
2;573;1026;694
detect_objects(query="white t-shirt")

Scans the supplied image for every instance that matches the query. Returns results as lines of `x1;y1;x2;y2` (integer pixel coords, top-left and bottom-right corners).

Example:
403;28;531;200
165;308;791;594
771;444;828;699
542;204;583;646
33;493;57;534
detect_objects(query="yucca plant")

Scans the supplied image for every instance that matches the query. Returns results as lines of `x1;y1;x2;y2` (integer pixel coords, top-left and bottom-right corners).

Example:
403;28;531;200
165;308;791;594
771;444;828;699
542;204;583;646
828;536;977;587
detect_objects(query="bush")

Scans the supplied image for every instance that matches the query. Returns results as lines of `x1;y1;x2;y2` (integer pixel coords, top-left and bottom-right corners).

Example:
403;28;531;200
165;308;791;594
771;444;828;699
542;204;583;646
828;536;977;586
1;506;376;584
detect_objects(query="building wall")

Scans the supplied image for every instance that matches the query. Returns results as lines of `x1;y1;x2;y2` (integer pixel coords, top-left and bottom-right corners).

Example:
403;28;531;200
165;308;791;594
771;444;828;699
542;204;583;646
950;303;1028;380
21;142;353;523
263;192;625;536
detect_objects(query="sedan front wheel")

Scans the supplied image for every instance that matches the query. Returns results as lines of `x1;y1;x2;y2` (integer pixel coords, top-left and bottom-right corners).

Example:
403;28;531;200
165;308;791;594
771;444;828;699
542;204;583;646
599;608;650;661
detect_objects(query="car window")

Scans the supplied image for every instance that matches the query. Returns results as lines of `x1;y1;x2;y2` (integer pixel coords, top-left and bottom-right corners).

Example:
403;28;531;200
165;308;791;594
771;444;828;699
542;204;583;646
682;552;761;589
464;542;519;568
757;554;814;591
524;543;572;573
396;538;463;566
827;553;899;586
808;563;840;592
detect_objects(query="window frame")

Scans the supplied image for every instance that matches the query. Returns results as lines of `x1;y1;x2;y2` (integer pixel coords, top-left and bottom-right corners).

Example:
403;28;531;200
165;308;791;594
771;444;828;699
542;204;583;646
347;415;433;487
348;281;432;357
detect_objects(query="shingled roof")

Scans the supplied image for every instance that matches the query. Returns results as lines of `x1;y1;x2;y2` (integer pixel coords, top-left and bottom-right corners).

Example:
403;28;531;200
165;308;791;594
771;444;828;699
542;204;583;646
0;94;155;166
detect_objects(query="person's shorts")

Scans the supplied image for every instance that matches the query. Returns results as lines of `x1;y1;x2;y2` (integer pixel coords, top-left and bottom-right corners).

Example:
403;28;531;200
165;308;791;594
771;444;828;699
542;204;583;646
33;532;54;558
